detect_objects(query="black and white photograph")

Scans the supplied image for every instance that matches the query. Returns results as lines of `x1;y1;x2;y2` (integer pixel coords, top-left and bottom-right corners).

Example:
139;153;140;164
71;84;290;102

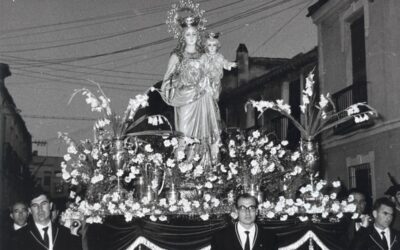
0;0;399;249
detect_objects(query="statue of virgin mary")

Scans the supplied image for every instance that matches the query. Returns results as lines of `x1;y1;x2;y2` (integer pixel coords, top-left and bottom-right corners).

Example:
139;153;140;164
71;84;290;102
160;4;221;164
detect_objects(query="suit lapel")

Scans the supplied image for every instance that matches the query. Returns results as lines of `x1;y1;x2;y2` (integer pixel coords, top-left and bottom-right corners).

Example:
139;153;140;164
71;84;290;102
369;227;387;250
252;224;259;249
390;229;398;248
52;223;59;248
234;222;244;249
28;223;49;250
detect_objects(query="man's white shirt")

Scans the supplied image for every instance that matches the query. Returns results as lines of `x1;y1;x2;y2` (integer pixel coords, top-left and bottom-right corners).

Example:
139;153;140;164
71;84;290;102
237;222;255;250
35;222;54;250
374;225;391;250
13;223;26;231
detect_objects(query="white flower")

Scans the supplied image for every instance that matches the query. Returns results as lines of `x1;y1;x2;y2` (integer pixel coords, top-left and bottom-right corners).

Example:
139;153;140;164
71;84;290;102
299;216;309;222
178;162;193;173
302;95;310;105
252;130;260;138
90;174;104;184
194;165;204;177
149;215;157;222
116;169;124;177
62;170;71;180
148;116;159;126
229;149;236;158
64;154;71;162
204;182;213;189
159;215;167;221
346;105;360;115
200;214;209;221
267;211;275;218
246;149;254;157
319;94;329;108
332;181;341;188
193;154;201;162
67;145;78;154
330;193;337;200
166;158;175;168
192;200;200;208
170;138;178;146
220;164;227;173
291;151;300;161
267;163;275;172
211;198;220;207
144;144;153;152
281;140;288;146
177;151;185;161
163;140;171;147
300;105;306;113
280;215;288;221
204;194;211;202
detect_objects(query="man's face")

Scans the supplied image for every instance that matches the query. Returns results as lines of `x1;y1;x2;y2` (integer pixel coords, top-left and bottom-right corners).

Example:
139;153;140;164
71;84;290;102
10;203;29;226
236;197;257;227
352;192;367;214
373;204;394;229
30;195;52;226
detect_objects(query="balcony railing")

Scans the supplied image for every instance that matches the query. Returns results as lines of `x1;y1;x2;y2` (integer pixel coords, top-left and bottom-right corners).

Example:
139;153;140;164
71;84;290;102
331;82;373;134
262;115;300;149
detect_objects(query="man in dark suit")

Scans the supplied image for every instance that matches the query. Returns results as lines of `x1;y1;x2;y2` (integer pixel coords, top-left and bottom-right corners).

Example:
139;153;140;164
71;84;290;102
211;193;276;250
12;192;82;250
385;184;400;231
350;197;400;250
2;201;29;249
345;188;371;245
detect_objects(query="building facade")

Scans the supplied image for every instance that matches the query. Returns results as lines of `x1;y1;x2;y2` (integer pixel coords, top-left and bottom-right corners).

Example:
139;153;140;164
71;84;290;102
0;63;32;246
309;0;400;200
29;154;69;204
220;44;318;148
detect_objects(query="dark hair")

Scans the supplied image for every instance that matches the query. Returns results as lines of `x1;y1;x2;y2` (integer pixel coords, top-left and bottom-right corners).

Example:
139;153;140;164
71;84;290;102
30;189;50;204
373;197;395;211
235;193;258;208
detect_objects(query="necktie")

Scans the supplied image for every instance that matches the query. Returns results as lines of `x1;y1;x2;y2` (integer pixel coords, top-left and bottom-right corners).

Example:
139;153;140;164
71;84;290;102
43;227;49;248
244;231;250;250
381;231;389;250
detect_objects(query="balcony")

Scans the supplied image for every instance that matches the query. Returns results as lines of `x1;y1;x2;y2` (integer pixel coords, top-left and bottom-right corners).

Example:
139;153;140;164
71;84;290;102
263;115;300;149
331;82;374;134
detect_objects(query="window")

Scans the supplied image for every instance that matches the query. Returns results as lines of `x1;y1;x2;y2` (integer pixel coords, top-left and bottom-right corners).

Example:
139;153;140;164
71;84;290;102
349;163;372;199
350;15;367;103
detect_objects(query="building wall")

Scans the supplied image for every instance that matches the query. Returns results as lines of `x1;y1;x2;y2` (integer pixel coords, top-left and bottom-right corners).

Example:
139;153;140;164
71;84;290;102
311;0;400;197
30;155;69;200
0;63;32;248
0;64;32;209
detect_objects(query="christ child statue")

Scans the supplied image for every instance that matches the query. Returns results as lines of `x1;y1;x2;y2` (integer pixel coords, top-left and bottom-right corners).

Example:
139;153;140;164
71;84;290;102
200;32;237;101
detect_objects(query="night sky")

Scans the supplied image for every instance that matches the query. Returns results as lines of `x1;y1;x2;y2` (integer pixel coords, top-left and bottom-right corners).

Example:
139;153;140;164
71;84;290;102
0;0;317;156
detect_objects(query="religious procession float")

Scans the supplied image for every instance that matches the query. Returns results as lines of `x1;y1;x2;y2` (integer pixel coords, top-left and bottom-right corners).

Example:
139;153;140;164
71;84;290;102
58;1;378;249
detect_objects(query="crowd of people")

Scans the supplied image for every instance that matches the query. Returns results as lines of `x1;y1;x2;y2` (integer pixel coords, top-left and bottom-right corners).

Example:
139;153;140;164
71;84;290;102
3;184;400;250
4;191;81;250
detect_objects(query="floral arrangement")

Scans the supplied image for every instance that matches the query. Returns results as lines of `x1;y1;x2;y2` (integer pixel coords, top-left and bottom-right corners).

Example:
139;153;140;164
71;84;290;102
59;76;363;225
256;179;357;223
216;129;306;198
248;70;378;141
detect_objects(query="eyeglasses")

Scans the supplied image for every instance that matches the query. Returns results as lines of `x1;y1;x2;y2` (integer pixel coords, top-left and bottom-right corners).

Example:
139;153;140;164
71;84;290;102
237;205;257;212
